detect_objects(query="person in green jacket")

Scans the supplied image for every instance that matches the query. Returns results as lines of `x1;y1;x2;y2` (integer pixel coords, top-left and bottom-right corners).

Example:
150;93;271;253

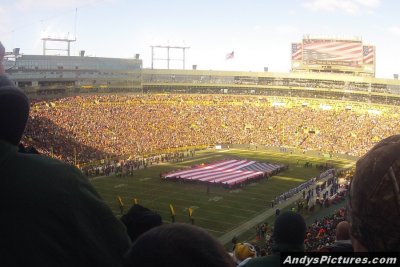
243;211;306;267
0;42;131;266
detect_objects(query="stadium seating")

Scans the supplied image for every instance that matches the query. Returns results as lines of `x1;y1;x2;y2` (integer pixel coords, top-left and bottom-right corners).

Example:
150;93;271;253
23;94;400;166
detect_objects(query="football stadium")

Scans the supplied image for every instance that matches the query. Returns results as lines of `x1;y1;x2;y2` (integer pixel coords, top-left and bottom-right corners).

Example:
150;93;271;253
2;12;400;264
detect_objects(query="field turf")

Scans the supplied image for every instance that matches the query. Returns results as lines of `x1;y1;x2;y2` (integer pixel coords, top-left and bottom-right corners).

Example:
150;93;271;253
91;148;354;238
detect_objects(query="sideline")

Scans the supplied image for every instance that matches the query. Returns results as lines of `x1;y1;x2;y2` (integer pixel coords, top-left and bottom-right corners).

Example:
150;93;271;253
88;151;217;181
217;174;336;245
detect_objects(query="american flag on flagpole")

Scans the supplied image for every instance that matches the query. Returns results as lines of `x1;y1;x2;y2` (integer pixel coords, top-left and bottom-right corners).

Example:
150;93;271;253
164;159;283;186
226;51;234;60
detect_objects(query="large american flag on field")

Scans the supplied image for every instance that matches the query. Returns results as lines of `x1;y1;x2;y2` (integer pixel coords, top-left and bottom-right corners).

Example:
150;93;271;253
164;159;283;186
363;45;375;64
303;39;363;64
292;43;302;60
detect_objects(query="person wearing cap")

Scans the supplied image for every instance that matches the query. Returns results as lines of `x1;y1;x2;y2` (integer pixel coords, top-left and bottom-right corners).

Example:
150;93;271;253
243;211;306;267
348;134;400;251
0;42;131;266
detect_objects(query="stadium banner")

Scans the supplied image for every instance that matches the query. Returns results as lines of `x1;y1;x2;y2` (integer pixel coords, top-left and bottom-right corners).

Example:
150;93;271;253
280;252;399;266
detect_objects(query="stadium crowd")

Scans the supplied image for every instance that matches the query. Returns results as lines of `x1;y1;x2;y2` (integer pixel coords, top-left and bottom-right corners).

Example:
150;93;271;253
304;208;348;252
23;94;400;166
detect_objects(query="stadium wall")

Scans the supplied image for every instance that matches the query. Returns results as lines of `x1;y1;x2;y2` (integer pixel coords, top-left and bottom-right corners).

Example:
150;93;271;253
5;55;400;105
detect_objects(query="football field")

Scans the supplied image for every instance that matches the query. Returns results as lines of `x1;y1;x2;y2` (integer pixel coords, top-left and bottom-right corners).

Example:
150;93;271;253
91;148;354;238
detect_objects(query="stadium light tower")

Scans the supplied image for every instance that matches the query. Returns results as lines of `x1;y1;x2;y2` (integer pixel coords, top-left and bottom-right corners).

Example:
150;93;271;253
40;8;78;56
150;45;190;70
41;33;76;56
3;48;21;70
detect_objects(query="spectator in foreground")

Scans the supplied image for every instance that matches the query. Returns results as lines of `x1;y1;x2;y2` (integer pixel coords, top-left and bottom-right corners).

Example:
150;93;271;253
0;42;131;266
243;212;306;267
120;204;162;242
330;221;353;252
348;134;400;251
124;223;235;267
319;220;352;252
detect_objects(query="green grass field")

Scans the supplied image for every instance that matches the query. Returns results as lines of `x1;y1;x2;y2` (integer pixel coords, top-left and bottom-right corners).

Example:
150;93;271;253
91;148;354;240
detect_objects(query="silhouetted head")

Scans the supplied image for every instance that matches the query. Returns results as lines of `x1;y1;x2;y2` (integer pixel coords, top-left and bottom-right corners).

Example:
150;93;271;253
273;211;306;251
124;223;234;267
120;204;162;242
0;82;29;145
336;221;350;241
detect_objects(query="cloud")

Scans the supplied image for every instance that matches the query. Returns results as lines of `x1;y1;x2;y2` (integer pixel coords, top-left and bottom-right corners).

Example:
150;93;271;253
0;7;6;26
387;26;400;35
303;0;381;15
353;0;380;8
14;0;114;11
0;7;11;37
274;25;298;35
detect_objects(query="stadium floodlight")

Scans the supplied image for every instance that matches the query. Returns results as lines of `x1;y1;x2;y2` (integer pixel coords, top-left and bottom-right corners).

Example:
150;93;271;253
150;45;190;70
40;31;76;56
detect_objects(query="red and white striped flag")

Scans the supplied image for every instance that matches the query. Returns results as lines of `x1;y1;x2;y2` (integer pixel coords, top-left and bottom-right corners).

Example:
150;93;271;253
164;159;282;186
363;45;375;64
291;43;302;60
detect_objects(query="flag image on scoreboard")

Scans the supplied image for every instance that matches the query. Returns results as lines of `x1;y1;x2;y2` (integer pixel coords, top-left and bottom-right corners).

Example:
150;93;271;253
302;39;363;65
164;159;284;187
291;43;302;60
363;45;375;64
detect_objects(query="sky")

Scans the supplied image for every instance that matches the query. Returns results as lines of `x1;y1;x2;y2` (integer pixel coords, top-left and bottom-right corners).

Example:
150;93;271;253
1;0;399;78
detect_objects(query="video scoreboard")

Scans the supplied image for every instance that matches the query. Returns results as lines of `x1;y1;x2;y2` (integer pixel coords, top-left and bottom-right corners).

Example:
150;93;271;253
291;35;375;77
